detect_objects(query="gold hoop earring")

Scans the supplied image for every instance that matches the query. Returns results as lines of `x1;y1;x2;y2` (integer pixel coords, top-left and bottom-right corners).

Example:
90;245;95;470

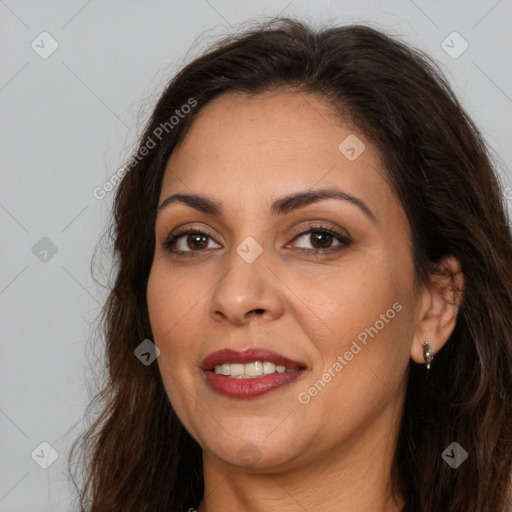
422;341;434;370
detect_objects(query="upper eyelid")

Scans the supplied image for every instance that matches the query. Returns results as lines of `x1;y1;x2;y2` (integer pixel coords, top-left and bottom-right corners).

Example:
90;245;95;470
166;222;348;239
163;217;351;237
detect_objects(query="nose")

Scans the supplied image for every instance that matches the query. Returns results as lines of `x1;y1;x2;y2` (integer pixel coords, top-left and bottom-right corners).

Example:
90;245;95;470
208;249;285;326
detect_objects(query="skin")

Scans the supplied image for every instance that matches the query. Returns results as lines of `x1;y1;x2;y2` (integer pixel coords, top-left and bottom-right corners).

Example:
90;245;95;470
146;90;464;511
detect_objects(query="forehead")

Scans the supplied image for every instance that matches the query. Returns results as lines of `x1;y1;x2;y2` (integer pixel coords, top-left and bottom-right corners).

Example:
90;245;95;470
161;90;395;219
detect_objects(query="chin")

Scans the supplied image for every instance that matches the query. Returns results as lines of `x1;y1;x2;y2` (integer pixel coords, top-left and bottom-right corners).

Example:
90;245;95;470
196;422;309;471
210;441;303;472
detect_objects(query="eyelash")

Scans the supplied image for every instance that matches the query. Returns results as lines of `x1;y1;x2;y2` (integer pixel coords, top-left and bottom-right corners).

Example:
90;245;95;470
161;224;352;258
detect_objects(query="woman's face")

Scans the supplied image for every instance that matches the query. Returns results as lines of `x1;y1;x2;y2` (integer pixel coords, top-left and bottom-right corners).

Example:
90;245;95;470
147;90;425;471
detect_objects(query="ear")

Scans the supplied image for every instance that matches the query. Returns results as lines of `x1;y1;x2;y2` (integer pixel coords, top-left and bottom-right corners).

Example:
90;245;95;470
410;255;465;364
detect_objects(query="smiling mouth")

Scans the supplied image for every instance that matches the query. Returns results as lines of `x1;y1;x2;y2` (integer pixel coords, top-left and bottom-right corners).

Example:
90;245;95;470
201;348;307;398
211;361;302;378
201;347;307;374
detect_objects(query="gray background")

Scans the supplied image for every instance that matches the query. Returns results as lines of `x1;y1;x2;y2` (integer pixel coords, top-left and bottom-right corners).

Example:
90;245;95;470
1;1;511;510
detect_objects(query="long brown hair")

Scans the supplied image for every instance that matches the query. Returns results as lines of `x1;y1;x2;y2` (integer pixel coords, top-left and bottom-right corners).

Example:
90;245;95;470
70;17;512;511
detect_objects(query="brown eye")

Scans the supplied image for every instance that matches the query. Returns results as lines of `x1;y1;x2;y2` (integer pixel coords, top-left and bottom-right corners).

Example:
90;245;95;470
162;225;351;257
309;232;335;249
186;233;209;250
291;227;350;251
162;228;221;254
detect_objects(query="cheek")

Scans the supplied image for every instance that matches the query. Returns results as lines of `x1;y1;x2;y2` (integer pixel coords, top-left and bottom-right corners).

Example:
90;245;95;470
147;266;206;429
147;262;199;339
146;265;203;378
294;250;414;409
300;254;403;354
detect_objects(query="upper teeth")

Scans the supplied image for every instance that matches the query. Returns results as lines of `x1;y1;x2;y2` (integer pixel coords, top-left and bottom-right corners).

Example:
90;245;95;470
213;361;299;378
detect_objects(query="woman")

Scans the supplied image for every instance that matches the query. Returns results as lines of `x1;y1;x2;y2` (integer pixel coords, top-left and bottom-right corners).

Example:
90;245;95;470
70;17;512;511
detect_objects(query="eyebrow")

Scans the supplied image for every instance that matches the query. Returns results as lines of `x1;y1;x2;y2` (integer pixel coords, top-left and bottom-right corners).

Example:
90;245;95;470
157;188;377;223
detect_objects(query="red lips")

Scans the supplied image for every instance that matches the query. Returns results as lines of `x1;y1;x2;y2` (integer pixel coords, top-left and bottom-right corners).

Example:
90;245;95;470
201;348;308;399
201;348;306;371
